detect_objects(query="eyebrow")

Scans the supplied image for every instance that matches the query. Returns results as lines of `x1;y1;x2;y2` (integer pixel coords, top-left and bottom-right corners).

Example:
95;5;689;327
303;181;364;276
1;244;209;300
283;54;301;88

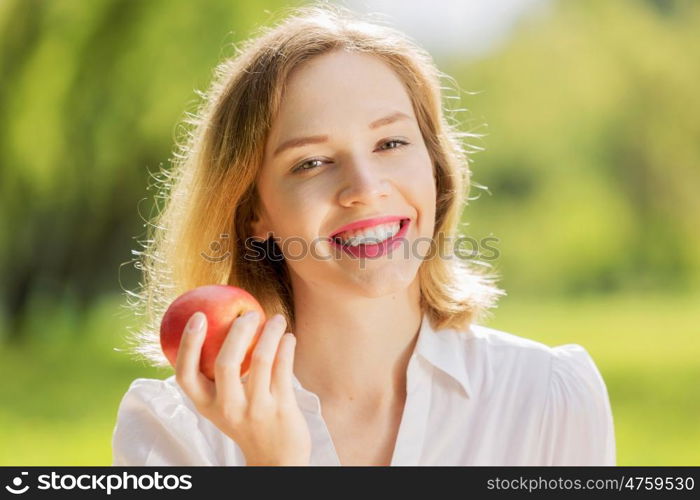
273;111;412;158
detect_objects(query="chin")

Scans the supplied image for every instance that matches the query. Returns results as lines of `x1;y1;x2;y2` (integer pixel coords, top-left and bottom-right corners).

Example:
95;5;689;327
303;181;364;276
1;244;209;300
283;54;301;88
351;260;420;297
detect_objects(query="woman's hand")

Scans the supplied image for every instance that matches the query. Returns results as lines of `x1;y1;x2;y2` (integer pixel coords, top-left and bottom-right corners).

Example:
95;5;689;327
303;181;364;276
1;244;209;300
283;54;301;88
175;310;312;466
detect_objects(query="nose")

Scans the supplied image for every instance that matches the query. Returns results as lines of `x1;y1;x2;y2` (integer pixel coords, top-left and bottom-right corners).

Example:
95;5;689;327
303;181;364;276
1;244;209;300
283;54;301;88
336;156;391;207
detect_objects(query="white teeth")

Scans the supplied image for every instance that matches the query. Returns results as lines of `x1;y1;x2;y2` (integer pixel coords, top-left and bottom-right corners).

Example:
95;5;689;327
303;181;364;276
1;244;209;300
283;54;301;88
336;221;401;247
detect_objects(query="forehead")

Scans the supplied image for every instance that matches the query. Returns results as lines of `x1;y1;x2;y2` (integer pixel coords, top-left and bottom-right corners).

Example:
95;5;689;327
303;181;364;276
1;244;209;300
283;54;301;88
269;50;415;139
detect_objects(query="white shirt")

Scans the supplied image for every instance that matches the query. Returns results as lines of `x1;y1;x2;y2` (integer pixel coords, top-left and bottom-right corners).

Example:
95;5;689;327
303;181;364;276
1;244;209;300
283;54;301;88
111;312;617;466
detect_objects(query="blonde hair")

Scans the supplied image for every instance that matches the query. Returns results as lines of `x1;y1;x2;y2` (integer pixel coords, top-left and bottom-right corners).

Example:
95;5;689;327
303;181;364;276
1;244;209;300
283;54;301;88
124;2;506;368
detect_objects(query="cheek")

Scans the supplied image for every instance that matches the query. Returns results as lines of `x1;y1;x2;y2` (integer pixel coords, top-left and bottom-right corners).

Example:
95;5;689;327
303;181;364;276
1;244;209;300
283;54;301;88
273;182;327;235
403;156;437;199
405;160;437;236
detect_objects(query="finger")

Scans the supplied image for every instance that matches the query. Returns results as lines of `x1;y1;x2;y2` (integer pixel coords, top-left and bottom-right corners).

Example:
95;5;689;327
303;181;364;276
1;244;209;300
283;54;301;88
215;311;259;407
175;312;215;407
247;314;286;400
271;332;296;401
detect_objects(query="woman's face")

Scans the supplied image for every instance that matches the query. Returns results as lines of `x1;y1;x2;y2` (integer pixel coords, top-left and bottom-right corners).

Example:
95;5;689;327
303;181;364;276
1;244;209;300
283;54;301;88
252;49;437;297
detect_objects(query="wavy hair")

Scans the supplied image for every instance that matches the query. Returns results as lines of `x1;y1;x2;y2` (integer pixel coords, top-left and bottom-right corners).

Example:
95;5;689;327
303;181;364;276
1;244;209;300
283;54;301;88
123;2;506;367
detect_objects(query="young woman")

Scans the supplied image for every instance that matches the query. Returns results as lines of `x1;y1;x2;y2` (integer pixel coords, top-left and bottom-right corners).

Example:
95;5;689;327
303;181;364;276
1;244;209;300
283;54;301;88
112;4;616;466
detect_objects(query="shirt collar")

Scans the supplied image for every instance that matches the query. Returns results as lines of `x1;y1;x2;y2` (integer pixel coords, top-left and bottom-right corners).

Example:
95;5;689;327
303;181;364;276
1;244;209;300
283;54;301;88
414;312;472;399
291;312;473;412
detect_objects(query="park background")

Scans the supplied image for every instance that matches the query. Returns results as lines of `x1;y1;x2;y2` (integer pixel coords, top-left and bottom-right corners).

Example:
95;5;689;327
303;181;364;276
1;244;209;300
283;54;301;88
0;0;698;465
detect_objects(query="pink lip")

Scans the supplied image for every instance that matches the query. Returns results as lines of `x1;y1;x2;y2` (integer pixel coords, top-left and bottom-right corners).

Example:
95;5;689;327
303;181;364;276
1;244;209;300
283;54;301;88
329;215;410;238
329;218;411;259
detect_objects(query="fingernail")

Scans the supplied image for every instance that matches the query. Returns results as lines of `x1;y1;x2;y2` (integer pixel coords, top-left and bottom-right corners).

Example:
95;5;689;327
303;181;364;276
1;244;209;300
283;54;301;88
189;312;205;333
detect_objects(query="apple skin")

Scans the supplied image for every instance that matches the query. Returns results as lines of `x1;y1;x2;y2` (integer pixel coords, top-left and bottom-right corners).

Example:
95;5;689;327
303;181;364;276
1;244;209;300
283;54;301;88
160;285;267;381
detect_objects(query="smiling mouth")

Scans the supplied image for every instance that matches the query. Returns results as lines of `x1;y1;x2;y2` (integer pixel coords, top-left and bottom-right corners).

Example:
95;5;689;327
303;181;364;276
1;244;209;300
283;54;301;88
330;218;410;247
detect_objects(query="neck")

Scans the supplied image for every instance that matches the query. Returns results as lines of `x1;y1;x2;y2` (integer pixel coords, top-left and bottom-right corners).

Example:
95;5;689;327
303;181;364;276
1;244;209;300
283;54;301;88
289;275;423;409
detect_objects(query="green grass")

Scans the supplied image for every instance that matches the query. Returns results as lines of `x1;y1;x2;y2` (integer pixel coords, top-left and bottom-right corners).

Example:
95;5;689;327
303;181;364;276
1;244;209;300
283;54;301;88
0;291;698;465
0;296;168;465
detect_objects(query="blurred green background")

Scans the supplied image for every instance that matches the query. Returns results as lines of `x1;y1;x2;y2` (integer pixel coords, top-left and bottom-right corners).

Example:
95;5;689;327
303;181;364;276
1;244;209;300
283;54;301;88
0;0;698;465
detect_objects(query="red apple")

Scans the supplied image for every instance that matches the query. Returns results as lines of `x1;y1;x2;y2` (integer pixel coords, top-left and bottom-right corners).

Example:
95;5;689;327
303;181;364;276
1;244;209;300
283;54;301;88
160;284;267;381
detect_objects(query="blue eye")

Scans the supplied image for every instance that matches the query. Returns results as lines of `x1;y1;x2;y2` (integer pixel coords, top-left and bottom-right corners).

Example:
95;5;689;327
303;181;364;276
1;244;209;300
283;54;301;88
291;138;410;174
